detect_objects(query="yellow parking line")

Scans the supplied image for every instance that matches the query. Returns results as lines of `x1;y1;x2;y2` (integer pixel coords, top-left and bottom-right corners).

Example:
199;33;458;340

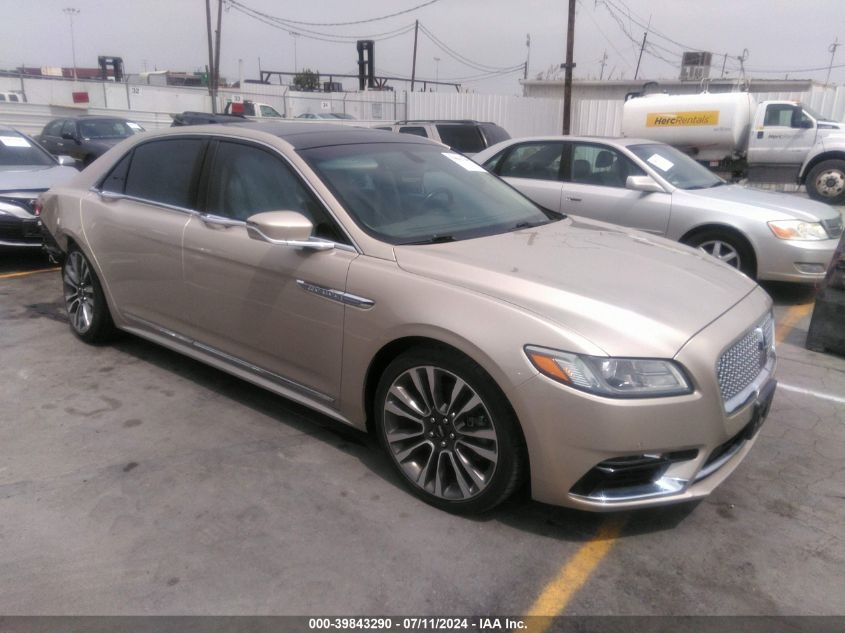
524;516;626;627
0;267;60;280
776;303;814;344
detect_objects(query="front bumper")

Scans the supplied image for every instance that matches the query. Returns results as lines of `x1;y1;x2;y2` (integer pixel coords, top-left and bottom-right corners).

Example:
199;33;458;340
757;236;838;283
510;285;775;510
0;215;43;249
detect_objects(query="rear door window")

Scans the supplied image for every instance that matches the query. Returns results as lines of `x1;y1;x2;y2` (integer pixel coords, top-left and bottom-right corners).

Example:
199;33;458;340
124;138;206;208
435;125;485;153
498;142;564;181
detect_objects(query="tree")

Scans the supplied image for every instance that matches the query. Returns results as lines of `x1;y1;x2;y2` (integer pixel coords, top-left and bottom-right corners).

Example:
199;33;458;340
293;68;320;91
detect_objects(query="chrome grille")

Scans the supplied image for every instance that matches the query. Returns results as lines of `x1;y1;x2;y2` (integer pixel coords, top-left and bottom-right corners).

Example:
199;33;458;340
823;215;843;239
717;314;774;403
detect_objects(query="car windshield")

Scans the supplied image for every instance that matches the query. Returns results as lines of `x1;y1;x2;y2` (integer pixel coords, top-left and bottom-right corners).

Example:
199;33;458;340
301;142;559;244
628;143;724;190
0;132;55;167
78;119;140;139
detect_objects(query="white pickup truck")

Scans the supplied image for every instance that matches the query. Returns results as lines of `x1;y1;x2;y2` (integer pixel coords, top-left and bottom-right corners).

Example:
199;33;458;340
622;91;845;204
223;100;284;119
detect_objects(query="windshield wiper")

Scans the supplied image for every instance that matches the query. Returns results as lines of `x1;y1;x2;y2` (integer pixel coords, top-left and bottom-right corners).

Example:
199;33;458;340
403;234;456;245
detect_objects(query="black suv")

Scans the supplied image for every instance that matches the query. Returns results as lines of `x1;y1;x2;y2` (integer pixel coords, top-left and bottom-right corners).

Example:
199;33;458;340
375;120;510;155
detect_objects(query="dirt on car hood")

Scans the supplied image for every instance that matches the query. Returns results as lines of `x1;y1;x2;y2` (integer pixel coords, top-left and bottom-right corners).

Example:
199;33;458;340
394;216;758;358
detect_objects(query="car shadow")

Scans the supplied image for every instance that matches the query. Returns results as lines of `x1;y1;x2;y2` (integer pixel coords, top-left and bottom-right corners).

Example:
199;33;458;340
758;280;818;306
0;251;54;275
110;332;698;542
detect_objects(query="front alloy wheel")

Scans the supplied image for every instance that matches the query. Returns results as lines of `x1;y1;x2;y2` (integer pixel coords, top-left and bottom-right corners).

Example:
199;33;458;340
695;239;742;269
375;347;526;513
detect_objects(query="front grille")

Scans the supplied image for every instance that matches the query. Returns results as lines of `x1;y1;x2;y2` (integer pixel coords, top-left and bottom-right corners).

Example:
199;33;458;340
823;215;844;239
716;314;774;403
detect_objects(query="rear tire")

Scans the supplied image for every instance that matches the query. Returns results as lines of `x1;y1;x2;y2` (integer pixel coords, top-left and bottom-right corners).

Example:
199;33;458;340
62;247;118;344
806;159;845;205
374;346;526;514
685;229;756;278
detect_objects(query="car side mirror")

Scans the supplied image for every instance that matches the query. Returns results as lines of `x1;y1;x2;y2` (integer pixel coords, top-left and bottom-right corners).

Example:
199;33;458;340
56;155;77;167
245;211;334;250
626;175;665;193
61;131;77;141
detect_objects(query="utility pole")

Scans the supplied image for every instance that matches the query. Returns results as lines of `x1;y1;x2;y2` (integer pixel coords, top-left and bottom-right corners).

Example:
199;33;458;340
410;20;419;91
721;53;728;78
737;48;749;81
434;56;440;90
634;14;651;80
292;32;300;73
599;50;608;80
524;33;531;80
561;0;576;134
213;0;223;110
205;0;216;110
827;37;841;85
63;8;80;81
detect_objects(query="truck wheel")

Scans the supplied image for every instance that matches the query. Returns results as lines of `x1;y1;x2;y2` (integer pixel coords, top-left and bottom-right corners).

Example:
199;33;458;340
806;159;845;205
685;230;756;278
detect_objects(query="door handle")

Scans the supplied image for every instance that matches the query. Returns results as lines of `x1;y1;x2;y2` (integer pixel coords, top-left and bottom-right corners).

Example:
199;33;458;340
566;196;582;202
199;213;244;228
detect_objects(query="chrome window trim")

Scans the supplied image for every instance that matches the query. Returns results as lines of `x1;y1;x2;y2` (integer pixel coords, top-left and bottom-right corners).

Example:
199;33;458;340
124;312;335;403
88;187;357;253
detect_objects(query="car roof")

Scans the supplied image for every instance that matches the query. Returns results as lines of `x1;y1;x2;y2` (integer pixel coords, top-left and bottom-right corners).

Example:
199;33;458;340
146;121;435;150
492;135;662;147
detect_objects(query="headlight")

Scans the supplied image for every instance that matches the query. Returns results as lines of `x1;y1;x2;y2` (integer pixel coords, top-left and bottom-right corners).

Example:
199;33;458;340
768;220;829;240
524;346;693;398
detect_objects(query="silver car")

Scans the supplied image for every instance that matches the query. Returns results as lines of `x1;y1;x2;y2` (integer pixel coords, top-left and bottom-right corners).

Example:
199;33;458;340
0;125;77;250
474;136;843;282
40;123;776;514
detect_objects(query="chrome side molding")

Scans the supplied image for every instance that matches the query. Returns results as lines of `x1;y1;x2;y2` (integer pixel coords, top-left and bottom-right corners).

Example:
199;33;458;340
296;280;375;309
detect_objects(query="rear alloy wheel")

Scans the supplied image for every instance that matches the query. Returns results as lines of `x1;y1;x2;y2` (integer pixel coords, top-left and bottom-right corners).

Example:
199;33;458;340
806;159;845;205
686;230;756;278
375;347;525;513
62;247;117;343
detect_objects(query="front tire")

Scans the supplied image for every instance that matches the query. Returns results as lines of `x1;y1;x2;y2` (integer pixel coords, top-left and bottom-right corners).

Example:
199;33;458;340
62;247;118;344
806;159;845;205
685;229;756;278
374;346;526;514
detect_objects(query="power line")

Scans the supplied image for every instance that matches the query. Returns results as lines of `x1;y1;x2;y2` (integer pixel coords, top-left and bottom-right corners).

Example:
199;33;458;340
228;3;416;43
418;23;523;73
227;0;440;27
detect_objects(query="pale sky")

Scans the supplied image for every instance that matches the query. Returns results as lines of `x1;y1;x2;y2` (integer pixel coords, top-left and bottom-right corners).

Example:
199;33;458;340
1;0;843;94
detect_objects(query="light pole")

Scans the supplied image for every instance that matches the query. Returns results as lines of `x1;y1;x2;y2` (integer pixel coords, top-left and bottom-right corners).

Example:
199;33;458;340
63;7;80;80
433;56;440;90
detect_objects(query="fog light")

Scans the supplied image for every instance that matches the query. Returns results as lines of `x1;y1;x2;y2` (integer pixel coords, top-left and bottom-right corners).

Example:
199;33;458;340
795;263;826;274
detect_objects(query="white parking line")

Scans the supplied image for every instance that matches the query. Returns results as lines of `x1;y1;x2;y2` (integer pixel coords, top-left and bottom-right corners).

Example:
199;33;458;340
779;383;845;406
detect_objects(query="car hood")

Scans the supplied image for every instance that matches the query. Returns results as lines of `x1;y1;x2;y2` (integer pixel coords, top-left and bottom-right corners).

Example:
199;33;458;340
678;184;841;222
394;217;758;358
0;164;78;193
83;137;126;152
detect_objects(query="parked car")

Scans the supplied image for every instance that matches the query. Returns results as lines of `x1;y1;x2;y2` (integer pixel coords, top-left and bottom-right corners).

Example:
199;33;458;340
295;112;345;120
380;120;510;156
0;126;76;250
223;100;284;119
40;122;776;514
171;111;250;126
36;116;145;167
474;136;843;282
0;91;26;103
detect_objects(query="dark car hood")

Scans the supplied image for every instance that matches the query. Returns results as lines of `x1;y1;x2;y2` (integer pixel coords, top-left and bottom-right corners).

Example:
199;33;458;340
394;217;758;358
